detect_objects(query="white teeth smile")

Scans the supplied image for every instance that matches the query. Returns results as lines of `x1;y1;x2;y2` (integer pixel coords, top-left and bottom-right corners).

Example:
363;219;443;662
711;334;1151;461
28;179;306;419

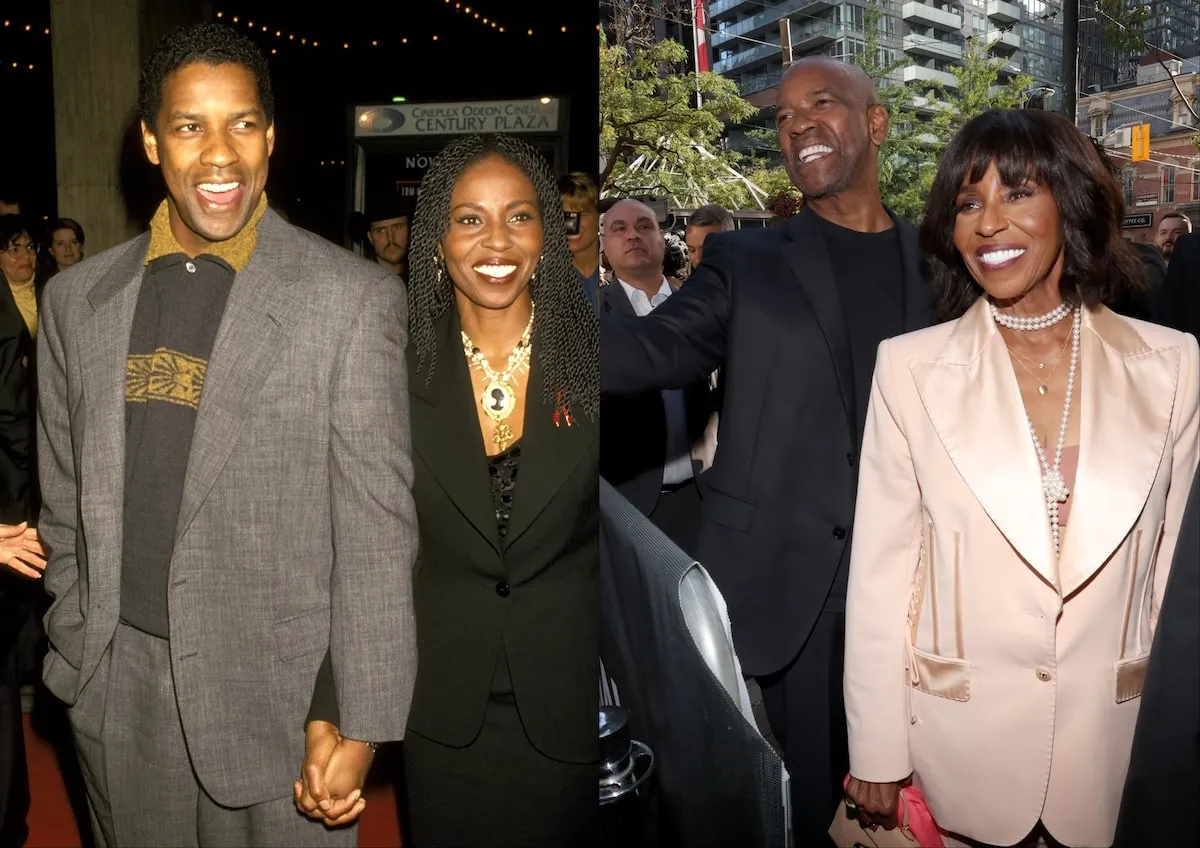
198;183;239;193
796;145;833;164
979;248;1026;266
474;264;517;278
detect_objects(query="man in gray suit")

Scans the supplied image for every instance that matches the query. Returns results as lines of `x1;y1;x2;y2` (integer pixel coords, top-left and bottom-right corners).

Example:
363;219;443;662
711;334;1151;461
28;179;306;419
36;23;417;847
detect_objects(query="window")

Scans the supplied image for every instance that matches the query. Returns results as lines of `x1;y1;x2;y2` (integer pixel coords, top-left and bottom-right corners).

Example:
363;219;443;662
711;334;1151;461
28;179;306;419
1162;166;1176;204
1091;114;1108;137
1191;160;1200;202
1122;168;1135;207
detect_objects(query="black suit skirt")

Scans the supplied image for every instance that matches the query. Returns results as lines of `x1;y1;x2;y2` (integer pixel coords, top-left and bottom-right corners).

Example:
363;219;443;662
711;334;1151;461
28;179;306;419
402;642;598;848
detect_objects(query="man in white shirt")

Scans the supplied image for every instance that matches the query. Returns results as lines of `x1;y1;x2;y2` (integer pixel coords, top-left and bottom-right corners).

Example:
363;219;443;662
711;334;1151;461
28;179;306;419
598;199;713;555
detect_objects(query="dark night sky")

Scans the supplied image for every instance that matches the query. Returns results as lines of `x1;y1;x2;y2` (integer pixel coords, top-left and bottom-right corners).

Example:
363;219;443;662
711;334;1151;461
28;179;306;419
5;0;600;244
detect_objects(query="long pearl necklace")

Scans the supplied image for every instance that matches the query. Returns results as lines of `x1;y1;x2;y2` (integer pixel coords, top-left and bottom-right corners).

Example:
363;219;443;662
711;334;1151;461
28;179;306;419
990;299;1072;332
1012;307;1080;556
461;304;535;452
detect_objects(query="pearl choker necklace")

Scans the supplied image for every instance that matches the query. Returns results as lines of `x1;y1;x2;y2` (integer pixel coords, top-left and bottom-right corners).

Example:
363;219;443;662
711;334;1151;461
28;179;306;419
989;300;1072;332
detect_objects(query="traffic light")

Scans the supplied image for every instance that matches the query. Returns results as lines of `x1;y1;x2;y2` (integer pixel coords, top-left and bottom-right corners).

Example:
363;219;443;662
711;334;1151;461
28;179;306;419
1131;124;1151;161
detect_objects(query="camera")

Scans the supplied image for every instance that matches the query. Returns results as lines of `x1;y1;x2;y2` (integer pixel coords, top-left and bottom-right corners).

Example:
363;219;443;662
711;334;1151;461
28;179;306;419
565;211;580;235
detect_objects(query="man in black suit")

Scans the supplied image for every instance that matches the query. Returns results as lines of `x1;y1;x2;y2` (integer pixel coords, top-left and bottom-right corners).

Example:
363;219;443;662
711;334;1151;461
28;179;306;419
600;198;713;557
600;57;933;844
1155;230;1200;340
1114;466;1200;845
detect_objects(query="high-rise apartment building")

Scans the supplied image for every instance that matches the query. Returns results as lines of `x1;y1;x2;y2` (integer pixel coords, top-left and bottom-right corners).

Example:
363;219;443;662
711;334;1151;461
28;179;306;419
706;1;1194;103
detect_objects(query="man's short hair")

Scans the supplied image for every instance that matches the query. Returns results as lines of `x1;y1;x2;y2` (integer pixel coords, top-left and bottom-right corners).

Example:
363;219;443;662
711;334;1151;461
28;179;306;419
689;204;735;231
138;22;275;130
1160;211;1193;232
558;172;599;211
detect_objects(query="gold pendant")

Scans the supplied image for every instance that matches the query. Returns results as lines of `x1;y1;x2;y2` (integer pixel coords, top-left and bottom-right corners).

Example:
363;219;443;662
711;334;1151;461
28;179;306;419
492;422;514;450
481;380;516;422
1038;384;1047;396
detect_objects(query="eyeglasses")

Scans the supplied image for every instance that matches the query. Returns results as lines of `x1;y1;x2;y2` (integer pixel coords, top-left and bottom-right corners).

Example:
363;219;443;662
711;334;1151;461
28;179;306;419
1;242;36;258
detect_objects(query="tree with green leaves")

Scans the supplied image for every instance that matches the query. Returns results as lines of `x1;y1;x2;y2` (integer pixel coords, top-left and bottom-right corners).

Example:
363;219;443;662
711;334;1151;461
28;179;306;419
855;5;1033;220
600;2;759;208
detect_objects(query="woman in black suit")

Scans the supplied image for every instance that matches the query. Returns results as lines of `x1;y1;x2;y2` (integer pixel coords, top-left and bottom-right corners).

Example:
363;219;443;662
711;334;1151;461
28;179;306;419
399;134;598;846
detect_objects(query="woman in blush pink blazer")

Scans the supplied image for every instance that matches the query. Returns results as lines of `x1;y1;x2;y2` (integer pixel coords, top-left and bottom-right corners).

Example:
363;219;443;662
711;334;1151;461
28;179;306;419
842;110;1199;848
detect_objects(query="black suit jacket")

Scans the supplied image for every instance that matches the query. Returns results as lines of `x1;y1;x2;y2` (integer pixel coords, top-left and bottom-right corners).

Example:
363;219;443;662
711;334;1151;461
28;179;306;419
599;281;713;516
1114;465;1200;845
599;207;933;676
1155;231;1200;341
404;310;599;763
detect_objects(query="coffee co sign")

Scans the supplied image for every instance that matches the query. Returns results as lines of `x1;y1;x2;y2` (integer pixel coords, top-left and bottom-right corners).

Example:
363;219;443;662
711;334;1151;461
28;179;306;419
356;99;560;137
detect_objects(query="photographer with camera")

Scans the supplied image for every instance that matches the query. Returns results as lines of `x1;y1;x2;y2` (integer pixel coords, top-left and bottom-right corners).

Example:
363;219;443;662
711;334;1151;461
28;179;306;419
559;173;601;312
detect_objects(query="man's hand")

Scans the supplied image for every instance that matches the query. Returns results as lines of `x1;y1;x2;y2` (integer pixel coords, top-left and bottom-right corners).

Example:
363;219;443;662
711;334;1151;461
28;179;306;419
0;523;46;579
293;721;375;827
845;774;908;830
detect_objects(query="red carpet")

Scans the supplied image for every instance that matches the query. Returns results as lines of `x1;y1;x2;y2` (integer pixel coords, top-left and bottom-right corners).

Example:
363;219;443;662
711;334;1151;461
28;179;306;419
23;714;404;847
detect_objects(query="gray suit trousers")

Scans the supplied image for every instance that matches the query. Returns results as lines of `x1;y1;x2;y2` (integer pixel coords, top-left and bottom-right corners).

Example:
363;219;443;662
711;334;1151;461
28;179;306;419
69;624;355;848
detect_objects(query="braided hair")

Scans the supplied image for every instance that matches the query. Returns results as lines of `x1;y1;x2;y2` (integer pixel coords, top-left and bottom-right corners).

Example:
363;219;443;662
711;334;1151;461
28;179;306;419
407;134;599;422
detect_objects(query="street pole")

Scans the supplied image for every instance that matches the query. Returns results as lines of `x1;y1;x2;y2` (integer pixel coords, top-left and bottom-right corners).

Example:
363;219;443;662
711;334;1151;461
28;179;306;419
1061;0;1079;121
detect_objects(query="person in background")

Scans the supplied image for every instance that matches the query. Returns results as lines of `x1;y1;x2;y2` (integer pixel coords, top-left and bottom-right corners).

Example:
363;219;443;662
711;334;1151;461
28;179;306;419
0;208;43;847
45;218;86;276
359;195;412;282
0;198;17;218
1155;212;1191;264
844;108;1198;848
559;172;601;311
685;204;735;270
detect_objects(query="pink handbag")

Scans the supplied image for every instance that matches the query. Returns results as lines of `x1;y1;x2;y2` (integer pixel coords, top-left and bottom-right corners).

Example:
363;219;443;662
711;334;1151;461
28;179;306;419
828;774;944;848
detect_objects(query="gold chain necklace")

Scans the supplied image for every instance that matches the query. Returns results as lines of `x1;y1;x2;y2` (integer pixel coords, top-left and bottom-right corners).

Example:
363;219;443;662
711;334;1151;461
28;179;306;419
1007;329;1072;396
461;303;535;451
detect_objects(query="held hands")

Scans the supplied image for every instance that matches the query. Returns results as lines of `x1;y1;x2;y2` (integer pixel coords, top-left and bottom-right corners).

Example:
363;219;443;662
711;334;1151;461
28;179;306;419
294;721;375;827
844;774;909;830
0;523;46;579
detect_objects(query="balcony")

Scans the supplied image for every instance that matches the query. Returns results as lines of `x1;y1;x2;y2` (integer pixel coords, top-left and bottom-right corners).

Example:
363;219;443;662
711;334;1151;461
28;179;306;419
739;67;783;95
986;0;1021;25
714;41;783;75
903;33;964;62
902;2;963;32
986;28;1020;54
711;0;836;46
709;0;746;18
901;64;959;89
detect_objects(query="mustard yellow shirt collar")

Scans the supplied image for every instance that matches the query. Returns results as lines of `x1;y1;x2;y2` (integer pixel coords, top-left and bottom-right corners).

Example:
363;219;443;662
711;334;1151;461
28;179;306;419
145;192;268;272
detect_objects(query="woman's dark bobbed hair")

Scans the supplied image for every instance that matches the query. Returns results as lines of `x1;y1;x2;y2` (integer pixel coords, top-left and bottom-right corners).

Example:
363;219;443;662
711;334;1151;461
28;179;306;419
920;108;1144;321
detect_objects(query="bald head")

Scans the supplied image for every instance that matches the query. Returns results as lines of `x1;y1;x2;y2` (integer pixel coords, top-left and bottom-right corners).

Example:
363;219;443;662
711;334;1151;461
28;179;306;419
774;57;888;206
781;57;878;108
603;198;666;287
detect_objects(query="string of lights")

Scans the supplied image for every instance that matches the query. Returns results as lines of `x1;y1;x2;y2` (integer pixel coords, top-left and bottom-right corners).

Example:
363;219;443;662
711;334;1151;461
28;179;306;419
0;19;50;35
214;7;577;50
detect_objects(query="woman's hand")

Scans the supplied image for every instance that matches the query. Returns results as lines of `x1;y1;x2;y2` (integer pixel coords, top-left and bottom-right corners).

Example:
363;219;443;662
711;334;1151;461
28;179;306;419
0;523;46;579
845;774;908;830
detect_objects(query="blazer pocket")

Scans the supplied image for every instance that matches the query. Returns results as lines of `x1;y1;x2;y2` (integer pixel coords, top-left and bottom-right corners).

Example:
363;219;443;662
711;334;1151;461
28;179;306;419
1114;653;1150;703
273;607;330;663
701;483;755;533
909;644;971;702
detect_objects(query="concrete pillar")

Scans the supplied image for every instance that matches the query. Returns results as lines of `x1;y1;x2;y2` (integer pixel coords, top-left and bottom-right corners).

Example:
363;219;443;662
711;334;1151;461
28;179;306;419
50;0;210;253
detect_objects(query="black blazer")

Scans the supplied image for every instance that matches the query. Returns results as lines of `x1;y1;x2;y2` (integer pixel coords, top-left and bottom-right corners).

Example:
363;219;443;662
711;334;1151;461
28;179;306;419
404;310;599;763
1114;465;1200;845
1155;231;1200;341
599;281;713;516
600;208;933;676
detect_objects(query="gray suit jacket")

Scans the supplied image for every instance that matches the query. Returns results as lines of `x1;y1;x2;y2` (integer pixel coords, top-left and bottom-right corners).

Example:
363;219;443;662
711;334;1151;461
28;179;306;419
36;209;418;807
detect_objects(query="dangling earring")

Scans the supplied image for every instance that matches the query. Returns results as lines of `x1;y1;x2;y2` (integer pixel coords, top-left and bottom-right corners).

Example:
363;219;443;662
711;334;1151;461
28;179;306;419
434;256;444;285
